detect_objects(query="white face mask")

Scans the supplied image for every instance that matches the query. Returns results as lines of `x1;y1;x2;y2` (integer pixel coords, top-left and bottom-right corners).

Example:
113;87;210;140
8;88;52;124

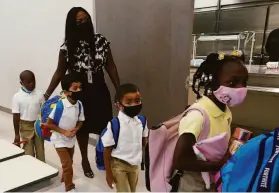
213;86;248;107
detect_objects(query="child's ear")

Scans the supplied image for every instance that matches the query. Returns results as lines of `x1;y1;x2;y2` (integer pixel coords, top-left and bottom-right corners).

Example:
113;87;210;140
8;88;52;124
115;102;122;109
63;90;70;96
60;91;66;96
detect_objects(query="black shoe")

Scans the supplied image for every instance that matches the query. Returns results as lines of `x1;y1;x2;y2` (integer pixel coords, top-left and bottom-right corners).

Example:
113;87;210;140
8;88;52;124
84;171;94;178
82;159;94;178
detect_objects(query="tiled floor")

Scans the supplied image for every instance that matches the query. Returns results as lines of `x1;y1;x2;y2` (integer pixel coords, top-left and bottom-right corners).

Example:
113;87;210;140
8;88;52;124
0;111;148;192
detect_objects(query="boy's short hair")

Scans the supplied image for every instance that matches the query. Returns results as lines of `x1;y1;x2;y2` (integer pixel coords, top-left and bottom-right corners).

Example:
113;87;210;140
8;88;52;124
61;74;81;91
20;70;35;81
115;83;140;103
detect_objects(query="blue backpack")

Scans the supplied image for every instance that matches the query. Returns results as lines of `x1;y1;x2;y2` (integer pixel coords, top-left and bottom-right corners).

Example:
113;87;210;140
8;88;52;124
96;115;147;170
219;128;279;192
35;95;81;141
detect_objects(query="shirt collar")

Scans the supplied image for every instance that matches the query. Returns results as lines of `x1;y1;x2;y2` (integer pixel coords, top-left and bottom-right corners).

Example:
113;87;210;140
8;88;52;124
19;88;35;95
198;96;230;118
63;98;79;108
118;111;137;123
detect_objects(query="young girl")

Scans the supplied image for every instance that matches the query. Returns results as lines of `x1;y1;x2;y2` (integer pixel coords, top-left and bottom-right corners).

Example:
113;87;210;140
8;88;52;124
173;53;249;191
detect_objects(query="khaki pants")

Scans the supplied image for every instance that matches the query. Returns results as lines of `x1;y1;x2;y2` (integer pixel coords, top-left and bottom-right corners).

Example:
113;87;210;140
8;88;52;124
111;158;139;192
56;147;75;192
178;171;216;192
20;120;45;162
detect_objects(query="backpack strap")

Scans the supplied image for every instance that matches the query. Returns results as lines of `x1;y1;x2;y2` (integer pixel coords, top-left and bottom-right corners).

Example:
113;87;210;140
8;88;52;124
137;114;147;131
247;133;271;192
111;117;121;149
184;107;210;142
77;101;82;117
172;107;210;178
53;100;64;125
256;128;279;192
110;115;146;149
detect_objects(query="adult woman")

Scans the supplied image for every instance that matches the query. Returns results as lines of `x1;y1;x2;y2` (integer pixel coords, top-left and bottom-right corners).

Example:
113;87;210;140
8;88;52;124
45;7;120;178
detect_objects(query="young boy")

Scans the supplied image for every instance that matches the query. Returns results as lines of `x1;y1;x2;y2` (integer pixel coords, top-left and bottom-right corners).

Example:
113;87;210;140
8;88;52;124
102;83;148;192
44;74;85;192
12;70;45;162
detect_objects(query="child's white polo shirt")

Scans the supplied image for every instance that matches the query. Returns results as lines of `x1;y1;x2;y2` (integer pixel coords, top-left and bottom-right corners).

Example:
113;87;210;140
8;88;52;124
101;111;149;166
12;89;44;121
49;98;85;148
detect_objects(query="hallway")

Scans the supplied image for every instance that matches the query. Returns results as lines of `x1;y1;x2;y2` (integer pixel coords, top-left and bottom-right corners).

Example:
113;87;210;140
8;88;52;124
0;111;148;192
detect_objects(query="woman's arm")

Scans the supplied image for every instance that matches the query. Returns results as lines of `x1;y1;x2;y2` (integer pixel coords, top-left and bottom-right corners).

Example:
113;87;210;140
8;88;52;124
44;50;68;99
173;133;225;172
105;48;120;89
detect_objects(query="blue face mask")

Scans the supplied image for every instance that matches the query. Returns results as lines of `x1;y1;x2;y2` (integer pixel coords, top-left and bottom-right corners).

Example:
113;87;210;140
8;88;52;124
22;87;32;94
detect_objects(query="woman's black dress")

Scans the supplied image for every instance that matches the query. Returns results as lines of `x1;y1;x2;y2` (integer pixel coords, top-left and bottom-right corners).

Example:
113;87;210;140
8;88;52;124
61;34;113;135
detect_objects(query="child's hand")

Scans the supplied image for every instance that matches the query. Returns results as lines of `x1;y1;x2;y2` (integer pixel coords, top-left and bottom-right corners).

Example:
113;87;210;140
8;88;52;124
106;172;115;189
40;99;45;107
63;130;74;138
13;135;20;147
70;128;78;136
218;149;231;168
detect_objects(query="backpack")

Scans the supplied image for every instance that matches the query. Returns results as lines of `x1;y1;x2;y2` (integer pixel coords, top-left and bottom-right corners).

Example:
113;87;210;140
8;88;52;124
35;95;82;141
217;128;279;192
147;106;210;192
96;114;147;170
215;128;253;192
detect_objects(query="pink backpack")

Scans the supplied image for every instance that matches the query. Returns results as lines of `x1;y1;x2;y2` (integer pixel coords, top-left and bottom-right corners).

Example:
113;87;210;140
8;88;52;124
148;106;210;192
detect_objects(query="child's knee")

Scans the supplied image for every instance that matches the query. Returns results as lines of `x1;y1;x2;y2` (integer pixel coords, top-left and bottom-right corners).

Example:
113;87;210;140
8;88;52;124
23;140;35;155
61;160;73;173
62;158;73;166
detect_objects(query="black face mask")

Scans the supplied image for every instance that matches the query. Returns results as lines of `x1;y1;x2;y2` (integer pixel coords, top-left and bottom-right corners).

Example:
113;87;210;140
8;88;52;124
70;91;83;101
77;22;92;41
122;104;142;118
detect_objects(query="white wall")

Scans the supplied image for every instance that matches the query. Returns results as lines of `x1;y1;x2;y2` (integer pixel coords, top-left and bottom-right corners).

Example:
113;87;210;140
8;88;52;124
0;0;95;109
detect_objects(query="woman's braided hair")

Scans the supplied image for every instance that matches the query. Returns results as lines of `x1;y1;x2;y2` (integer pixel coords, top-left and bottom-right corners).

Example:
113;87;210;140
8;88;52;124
192;52;245;99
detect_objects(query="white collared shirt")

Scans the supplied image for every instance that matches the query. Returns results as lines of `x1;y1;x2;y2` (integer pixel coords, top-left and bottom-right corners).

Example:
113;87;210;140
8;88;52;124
49;98;85;148
101;111;149;166
12;89;44;121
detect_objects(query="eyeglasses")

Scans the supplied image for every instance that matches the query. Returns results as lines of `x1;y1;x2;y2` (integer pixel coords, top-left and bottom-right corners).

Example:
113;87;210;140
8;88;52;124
76;17;91;26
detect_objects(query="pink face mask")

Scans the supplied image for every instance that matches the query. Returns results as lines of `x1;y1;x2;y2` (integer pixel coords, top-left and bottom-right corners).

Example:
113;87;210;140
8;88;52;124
213;86;248;107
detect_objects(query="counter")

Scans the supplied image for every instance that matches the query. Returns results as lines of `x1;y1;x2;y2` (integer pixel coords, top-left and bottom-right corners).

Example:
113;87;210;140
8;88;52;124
187;65;279;131
247;65;279;76
246;65;279;89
